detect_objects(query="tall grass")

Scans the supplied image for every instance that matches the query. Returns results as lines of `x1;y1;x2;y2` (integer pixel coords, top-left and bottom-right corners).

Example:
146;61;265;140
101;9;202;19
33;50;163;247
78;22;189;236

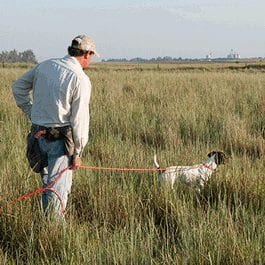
0;63;264;264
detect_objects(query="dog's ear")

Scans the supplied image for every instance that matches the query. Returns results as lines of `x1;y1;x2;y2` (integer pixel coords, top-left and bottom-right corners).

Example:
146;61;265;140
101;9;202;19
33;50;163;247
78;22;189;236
215;151;228;165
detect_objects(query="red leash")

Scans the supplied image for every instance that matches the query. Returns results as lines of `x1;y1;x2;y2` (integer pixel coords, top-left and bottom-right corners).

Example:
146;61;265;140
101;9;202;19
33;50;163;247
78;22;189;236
0;166;71;215
79;165;165;171
1;163;213;215
0;162;214;215
0;165;160;215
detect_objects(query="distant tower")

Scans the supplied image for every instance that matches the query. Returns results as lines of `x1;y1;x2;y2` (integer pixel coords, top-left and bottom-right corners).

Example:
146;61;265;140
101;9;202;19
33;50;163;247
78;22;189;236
206;52;212;61
227;49;240;59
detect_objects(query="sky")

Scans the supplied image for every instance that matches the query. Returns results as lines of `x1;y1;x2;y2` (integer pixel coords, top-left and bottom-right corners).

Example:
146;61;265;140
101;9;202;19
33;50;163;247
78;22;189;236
1;0;265;62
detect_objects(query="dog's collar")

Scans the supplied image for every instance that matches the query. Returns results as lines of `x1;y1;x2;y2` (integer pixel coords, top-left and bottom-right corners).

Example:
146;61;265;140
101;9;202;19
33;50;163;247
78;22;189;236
203;164;212;171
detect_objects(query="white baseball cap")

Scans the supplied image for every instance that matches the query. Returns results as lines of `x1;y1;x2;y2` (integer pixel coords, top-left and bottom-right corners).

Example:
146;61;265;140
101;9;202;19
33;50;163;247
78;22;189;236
71;34;99;57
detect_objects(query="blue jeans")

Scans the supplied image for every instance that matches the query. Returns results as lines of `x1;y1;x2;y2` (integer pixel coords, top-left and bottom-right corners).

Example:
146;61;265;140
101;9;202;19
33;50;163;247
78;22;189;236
38;137;72;218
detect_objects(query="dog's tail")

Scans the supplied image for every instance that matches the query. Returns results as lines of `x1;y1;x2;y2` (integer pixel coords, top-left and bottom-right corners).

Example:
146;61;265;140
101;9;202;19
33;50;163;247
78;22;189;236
154;154;160;169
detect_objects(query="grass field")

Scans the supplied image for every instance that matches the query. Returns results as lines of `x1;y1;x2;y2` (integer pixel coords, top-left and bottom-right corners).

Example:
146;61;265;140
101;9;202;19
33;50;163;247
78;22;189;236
0;61;264;264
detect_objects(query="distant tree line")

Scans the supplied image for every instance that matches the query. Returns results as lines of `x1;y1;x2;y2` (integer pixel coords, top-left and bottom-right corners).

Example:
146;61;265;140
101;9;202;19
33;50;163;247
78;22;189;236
101;56;250;63
102;56;185;63
0;49;37;63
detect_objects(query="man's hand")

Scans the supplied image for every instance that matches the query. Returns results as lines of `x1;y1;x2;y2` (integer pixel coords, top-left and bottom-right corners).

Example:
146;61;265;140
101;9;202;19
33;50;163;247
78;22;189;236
72;155;82;170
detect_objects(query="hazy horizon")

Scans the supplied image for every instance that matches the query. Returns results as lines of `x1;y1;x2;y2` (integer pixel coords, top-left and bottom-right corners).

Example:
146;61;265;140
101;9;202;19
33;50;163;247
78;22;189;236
1;0;265;62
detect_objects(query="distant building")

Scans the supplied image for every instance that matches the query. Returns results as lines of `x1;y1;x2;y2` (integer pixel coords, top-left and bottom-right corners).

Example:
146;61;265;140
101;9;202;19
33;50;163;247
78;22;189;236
206;53;212;61
227;49;240;59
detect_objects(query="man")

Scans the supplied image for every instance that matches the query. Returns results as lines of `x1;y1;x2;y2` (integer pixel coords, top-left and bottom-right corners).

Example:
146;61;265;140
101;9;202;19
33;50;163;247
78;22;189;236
12;34;98;218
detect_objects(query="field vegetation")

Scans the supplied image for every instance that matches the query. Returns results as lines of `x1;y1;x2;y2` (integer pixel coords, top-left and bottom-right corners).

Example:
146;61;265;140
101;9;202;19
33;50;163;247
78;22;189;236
0;61;264;264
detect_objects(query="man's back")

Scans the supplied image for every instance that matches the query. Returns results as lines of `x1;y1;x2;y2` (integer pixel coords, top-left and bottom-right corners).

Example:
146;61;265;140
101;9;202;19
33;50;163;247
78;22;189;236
31;56;90;127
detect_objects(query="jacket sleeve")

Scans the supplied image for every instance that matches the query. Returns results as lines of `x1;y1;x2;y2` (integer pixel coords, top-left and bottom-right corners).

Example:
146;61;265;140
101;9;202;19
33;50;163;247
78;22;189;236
70;76;91;156
12;67;37;119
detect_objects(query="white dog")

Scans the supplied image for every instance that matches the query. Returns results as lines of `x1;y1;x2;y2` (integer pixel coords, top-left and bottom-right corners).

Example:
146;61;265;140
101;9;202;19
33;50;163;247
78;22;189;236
154;151;229;192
